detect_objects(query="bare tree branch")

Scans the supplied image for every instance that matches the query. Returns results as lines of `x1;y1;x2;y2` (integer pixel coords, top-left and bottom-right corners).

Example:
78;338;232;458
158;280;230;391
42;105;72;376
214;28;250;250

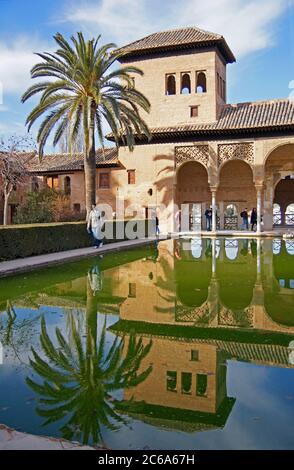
0;135;37;225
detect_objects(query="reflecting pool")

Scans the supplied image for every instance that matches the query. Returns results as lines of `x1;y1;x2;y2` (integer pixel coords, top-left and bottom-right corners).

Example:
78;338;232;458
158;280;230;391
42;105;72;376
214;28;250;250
0;238;294;449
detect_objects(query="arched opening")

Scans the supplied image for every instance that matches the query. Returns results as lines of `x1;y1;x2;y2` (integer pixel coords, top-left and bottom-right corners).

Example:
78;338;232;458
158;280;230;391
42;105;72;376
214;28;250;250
286;203;294;226
196;72;207;93
272;238;282;255
273;177;294;226
225;239;239;260
286;240;294;255
224;204;238;230
64;176;71;196
176;161;210;231
175;240;211;313
217;239;256;312
181;73;191;94
191;238;202;259
166;74;176;95
217;160;255;230
273;203;281;225
264;144;294;229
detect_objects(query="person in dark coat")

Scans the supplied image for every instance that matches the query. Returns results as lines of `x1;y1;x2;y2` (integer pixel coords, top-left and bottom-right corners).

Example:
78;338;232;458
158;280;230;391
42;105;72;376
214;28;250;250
250;208;257;231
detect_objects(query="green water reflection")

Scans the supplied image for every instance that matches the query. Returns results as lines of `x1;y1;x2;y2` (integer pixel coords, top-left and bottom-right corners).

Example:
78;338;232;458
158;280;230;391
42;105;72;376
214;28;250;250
0;238;293;449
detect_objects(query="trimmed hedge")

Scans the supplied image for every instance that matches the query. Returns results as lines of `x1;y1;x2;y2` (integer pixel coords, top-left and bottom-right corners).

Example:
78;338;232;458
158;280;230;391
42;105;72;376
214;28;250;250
0;219;155;261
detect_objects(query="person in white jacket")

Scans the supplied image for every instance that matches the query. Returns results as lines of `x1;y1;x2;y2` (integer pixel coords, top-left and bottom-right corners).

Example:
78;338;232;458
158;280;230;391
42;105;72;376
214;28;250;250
87;204;104;248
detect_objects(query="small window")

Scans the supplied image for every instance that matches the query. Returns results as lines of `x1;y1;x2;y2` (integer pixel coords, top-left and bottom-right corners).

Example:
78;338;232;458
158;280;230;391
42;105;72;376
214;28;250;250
47;176;58;189
128;283;136;298
73;203;80;213
64;176;71;195
190;350;199;361
128;170;136;185
99;172;110;189
196;71;207;93
181;73;191;94
166;74;176;95
190;106;199;118
181;372;192;394
196;373;208;396
166;371;177;392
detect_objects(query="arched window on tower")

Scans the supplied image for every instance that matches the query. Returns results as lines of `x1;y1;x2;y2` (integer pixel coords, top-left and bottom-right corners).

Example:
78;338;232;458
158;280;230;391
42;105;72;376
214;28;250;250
166;74;176;95
64;176;71;196
181;73;191;94
196;71;207;93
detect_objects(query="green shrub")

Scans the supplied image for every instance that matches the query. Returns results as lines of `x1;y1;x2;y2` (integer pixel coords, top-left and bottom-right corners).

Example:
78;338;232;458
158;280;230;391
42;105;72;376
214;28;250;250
14;188;86;224
0;219;155;261
14;188;57;224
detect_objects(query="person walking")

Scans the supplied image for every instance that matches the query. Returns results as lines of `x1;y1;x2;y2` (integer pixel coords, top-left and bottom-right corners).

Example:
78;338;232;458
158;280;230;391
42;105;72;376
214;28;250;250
205;207;212;231
175;209;182;232
250;208;257;231
240;208;249;230
155;215;160;236
87;203;104;248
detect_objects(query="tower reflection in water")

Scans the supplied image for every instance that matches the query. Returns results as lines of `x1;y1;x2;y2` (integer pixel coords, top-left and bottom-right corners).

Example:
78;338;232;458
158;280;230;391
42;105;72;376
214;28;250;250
110;238;294;431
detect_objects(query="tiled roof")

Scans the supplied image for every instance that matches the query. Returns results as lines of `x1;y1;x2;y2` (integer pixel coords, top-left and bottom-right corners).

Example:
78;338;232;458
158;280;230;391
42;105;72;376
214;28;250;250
28;148;119;173
117;26;236;63
109;99;294;140
217;99;294;130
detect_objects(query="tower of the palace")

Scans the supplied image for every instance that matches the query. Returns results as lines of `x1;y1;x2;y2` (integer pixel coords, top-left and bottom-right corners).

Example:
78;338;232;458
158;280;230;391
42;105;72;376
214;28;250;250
117;27;236;128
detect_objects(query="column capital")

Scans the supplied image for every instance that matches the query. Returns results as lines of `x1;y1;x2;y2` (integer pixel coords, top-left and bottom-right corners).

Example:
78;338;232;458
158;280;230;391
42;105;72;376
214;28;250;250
255;182;264;191
210;186;218;193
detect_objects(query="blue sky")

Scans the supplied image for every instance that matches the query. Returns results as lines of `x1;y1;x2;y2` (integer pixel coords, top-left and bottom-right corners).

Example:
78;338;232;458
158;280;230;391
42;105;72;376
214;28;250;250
0;0;294;151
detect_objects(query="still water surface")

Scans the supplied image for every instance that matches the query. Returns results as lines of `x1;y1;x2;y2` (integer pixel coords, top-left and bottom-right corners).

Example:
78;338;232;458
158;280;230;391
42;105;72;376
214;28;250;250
0;238;293;449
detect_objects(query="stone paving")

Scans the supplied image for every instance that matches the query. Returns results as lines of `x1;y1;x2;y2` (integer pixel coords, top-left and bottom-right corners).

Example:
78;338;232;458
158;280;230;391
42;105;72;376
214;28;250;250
0;237;160;278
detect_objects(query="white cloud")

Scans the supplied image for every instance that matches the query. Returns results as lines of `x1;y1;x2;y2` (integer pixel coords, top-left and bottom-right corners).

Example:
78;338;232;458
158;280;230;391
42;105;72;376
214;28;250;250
61;0;288;58
0;36;51;99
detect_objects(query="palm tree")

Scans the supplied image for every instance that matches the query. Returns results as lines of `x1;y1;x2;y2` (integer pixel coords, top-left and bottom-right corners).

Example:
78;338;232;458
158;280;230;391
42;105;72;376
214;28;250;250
26;314;152;446
22;32;151;215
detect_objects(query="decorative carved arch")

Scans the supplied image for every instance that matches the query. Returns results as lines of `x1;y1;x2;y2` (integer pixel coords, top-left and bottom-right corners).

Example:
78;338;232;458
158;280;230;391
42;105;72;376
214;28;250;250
175;145;210;169
217;143;254;170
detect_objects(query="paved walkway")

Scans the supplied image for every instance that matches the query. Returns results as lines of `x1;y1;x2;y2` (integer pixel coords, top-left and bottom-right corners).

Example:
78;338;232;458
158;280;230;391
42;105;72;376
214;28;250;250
0;237;160;278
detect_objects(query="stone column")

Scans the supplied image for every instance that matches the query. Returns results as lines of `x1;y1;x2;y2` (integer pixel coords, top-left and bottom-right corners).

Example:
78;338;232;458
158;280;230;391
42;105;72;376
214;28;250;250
263;176;274;230
211;187;217;233
256;184;263;233
212;237;216;275
257;238;261;278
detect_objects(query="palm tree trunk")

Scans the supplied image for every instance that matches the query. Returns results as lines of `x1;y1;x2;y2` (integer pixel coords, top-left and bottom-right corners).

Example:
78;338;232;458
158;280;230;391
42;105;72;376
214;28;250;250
84;106;96;219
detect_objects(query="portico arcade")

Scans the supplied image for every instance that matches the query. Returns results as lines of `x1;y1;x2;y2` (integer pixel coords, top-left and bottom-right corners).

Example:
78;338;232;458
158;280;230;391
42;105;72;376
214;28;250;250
173;139;294;233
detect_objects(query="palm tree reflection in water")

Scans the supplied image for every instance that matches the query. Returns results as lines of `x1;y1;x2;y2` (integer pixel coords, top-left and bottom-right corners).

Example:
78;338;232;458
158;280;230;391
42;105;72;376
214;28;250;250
26;266;153;446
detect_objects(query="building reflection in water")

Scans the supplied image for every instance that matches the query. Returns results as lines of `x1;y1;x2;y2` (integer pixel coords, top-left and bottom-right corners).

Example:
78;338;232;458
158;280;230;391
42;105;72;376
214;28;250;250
0;238;293;436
